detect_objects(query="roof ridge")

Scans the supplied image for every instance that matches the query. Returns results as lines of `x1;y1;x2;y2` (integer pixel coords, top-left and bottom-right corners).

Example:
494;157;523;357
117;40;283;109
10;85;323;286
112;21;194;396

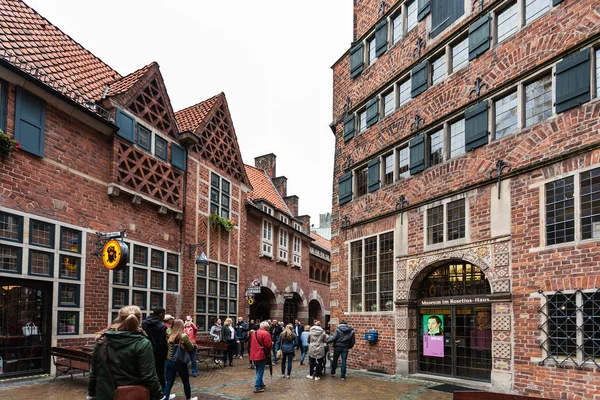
175;92;223;115
263;169;293;216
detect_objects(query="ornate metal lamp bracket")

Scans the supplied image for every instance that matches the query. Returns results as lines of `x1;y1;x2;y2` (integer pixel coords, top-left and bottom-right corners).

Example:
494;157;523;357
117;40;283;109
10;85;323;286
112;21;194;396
413;38;425;58
397;195;409;224
410;115;425;132
472;0;484;12
344;96;352;115
378;0;389;17
488;160;512;199
468;78;488;99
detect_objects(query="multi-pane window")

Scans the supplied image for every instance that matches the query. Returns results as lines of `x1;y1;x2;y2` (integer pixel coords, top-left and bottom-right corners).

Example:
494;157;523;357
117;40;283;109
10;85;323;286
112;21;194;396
429;129;444;167
280;214;289;224
427;206;444;245
525;75;552;127
525;0;551;25
447;199;466;241
392;12;403;45
30;220;53;247
349;232;394;313
450;119;465;158
155;136;167;160
398;146;410;178
497;3;518;44
279;229;288;262
358;110;367;133
398;79;411;107
210;173;231;219
451;38;468;72
293;236;301;267
431;54;447;86
383;153;394;186
356;166;368;197
545;176;575;246
196;262;238;332
495;91;518;140
262;205;273;216
30;250;52;276
596;49;600;97
581;168;600;240
0;213;21;242
137;125;151;151
383;91;395;117
261;219;273;256
406;0;417;32
368;36;377;65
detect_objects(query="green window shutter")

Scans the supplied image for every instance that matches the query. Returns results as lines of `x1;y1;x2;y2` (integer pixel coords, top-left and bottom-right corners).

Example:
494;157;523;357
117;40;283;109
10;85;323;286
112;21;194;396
350;43;364;78
555;50;591;114
468;13;490;61
14;88;46;157
464;101;489;152
339;172;353;205
409;134;425;175
368;157;381;193
430;0;464;38
115;108;135;142
366;97;379;127
418;0;431;21
0;80;7;132
411;61;429;98
343;114;355;142
171;143;187;171
553;0;564;5
375;20;388;57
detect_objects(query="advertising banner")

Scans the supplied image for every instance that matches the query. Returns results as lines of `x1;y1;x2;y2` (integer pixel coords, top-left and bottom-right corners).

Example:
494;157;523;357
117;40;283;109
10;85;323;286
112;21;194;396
423;314;444;357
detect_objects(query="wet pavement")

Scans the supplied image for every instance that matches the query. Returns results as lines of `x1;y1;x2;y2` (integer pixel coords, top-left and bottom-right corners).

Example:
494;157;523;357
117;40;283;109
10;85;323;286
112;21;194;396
0;357;454;399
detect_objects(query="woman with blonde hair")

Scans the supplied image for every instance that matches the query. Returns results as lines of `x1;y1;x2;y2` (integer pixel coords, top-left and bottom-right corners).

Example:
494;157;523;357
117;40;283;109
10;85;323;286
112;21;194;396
87;305;163;400
279;323;297;378
164;319;197;400
220;317;237;367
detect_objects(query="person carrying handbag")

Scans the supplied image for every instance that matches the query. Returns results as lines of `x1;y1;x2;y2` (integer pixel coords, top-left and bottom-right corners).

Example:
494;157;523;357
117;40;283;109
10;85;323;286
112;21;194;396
87;305;163;400
164;319;197;400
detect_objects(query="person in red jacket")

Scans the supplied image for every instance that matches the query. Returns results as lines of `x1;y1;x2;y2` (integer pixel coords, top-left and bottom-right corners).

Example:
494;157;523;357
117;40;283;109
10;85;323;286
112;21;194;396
249;321;272;393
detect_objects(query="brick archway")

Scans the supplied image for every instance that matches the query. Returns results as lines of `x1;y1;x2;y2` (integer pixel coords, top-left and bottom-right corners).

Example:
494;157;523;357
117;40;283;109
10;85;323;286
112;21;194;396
282;282;308;310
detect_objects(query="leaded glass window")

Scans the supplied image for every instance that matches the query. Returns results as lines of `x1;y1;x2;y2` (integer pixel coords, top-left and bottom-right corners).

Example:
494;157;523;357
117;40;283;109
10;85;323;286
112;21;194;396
418;262;490;298
427;205;444;245
580;167;600;240
545;176;575;245
495;91;518;140
429;129;444;167
525;74;552;127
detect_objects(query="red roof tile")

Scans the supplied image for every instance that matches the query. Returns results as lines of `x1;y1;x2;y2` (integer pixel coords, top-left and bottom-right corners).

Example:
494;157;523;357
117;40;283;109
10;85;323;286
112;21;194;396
0;0;121;101
310;232;331;252
244;165;292;216
106;62;156;97
175;93;222;132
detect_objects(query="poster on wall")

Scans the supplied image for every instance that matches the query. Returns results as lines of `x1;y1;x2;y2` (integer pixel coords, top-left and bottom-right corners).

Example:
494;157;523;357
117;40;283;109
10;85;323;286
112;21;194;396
423;314;444;358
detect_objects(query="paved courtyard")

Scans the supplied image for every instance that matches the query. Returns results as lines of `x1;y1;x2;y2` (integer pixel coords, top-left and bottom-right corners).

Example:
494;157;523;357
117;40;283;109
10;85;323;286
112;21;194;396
0;358;455;400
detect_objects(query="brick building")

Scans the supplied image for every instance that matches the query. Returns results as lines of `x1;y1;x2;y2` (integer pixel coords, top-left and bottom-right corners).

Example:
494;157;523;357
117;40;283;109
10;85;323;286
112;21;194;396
0;0;248;377
242;154;330;326
330;0;600;397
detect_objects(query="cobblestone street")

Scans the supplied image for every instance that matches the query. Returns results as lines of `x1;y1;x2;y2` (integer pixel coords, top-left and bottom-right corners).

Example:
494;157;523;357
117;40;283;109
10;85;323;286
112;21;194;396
0;358;455;400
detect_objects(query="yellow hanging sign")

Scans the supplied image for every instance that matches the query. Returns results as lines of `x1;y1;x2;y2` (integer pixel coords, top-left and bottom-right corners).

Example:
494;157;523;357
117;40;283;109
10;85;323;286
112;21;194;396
247;298;255;305
102;240;129;270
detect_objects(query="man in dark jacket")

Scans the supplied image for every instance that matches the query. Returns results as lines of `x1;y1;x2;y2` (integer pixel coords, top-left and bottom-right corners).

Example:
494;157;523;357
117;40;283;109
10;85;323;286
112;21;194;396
270;319;283;363
235;317;249;358
293;319;304;350
327;320;355;380
141;307;167;390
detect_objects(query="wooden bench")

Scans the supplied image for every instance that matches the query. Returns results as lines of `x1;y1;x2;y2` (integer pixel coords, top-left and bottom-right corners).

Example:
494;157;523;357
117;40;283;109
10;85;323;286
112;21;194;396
196;340;228;370
50;346;92;379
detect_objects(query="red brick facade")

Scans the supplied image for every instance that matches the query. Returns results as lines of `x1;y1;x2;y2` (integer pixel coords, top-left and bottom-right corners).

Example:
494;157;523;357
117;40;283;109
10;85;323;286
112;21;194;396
331;0;600;398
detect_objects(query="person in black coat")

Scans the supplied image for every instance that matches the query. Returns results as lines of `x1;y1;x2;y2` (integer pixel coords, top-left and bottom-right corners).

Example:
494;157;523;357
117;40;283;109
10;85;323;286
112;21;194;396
294;319;304;350
141;307;168;390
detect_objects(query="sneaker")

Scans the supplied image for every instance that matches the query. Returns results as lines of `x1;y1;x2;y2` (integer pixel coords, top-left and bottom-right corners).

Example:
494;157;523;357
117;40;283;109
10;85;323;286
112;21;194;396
286;375;290;379
341;377;346;380
190;397;198;400
248;365;254;369
169;395;176;400
192;373;198;377
306;375;313;379
314;376;321;381
253;388;265;393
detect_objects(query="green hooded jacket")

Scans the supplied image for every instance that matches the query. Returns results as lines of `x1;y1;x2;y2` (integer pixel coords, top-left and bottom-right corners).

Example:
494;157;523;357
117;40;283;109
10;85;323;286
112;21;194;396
88;330;163;400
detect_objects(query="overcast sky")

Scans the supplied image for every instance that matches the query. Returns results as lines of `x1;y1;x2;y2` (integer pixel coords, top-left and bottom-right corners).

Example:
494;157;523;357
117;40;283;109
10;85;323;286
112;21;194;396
23;0;353;224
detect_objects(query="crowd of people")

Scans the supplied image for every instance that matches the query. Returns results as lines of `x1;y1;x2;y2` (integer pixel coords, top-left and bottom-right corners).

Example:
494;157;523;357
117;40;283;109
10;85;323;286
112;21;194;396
85;305;355;399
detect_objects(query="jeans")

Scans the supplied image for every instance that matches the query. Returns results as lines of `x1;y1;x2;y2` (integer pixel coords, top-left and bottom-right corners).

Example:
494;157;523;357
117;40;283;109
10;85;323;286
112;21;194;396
254;360;266;390
281;352;293;376
272;339;280;362
309;356;324;377
331;347;349;378
190;347;198;375
301;345;308;363
164;360;191;399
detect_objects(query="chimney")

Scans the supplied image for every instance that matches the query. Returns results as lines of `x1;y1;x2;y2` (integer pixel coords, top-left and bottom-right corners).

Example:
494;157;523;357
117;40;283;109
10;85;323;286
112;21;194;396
255;153;276;179
272;176;288;198
297;215;311;235
283;195;299;217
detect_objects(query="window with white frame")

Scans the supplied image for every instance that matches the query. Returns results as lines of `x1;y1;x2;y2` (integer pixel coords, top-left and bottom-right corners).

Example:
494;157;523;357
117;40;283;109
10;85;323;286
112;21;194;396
429;129;445;167
494;91;518;140
383;90;395;117
431;53;447;86
497;2;518;44
261;219;273;256
358;109;367;133
449;119;465;158
525;0;551;25
279;228;288;262
451;38;469;72
426;199;466;245
398;146;410;178
406;0;418;32
349;231;394;313
280;214;289;224
392;12;403;45
595;49;600;96
262;204;273;216
292;235;301;267
368;36;377;66
293;222;302;231
210;173;231;218
398;79;411;107
525;74;552;128
383;153;394;186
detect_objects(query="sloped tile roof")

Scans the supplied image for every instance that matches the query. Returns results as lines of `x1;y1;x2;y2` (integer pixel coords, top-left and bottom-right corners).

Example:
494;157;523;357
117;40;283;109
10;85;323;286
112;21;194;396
244;165;292;216
175;93;223;132
106;62;156;97
0;0;121;101
310;232;331;252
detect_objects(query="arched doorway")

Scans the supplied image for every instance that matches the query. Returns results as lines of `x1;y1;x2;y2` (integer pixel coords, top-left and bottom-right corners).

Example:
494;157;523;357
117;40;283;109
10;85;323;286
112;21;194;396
417;261;492;382
308;299;322;325
250;287;276;322
283;293;301;325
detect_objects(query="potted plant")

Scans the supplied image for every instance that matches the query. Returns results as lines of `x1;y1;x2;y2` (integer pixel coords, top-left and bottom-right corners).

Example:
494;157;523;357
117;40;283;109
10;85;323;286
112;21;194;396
0;130;20;161
209;212;235;233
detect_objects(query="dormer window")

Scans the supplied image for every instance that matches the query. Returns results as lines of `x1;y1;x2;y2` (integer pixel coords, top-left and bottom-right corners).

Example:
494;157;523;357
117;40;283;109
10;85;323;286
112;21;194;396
294;222;302;232
262;204;274;216
280;214;289;224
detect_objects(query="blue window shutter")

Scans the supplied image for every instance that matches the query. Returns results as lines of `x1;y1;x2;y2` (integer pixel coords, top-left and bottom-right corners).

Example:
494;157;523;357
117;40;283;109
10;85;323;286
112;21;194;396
464;101;489;152
411;61;429;98
350;43;364;78
367;157;381;193
171;143;187;171
430;0;463;38
409;134;425;175
14;88;46;157
339;172;353;205
468;14;490;61
366;97;379;127
418;0;430;21
375;20;388;57
553;0;564;5
344;114;355;142
555;50;591;114
0;80;7;132
115;108;135;142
